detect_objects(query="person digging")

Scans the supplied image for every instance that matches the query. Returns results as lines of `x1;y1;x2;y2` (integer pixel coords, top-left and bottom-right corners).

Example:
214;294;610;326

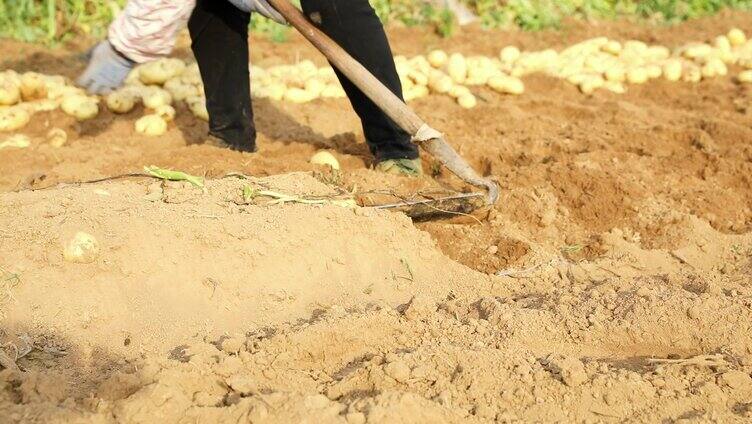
77;0;423;177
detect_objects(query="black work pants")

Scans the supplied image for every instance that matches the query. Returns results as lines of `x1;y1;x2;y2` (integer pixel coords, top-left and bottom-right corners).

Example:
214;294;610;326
187;0;418;161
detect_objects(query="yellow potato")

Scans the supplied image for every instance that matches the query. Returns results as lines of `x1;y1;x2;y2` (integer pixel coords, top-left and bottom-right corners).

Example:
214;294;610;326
448;85;471;99
20;98;59;113
682;43;713;60
500;46;521;64
626;67;648;84
142;87;172;109
578;75;604;94
682;63;702;83
154;104;176;122
604;66;626;82
728;28;747;47
0;106;31;131
737;70;752;83
428;73;453;94
304;78;327;97
427;50;449;68
310;150;340;170
408;69;428;86
701;57;727;78
487;75;524;95
714;35;732;52
601;40;622;55
446;53;467;84
265;83;289;101
187;97;209;121
106;91;137;114
164;78;199;101
320;84;346;98
0;79;21;106
404;85;429;102
46;128;67;148
19;72;47;101
645;64;662;79
662;59;683;82
139;58;186;85
457;93;477;109
0;134;31;149
284;87;317;103
135;114;168;136
63;231;99;264
603;81;626;94
46;85;84;100
61;95;99;120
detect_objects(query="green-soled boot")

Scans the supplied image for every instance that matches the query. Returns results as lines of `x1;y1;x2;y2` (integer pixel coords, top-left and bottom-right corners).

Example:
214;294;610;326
375;158;424;177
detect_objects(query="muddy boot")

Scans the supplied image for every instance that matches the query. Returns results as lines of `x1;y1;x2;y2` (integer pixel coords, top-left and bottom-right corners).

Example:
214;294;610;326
375;158;423;177
203;135;257;153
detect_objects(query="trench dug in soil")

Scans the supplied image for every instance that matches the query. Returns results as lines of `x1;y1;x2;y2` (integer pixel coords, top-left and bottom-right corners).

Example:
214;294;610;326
2;12;752;423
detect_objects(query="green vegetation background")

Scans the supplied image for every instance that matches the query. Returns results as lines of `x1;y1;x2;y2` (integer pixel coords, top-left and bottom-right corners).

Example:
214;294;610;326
1;0;751;45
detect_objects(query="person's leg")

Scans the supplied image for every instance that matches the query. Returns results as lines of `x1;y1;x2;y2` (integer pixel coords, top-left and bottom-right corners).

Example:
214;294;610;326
188;0;256;151
300;0;419;163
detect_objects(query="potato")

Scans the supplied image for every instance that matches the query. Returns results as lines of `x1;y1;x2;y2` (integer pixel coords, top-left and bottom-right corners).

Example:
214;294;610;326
487;75;524;95
428;73;453;94
427;50;449;68
682;63;702;83
701;57;727;77
20;99;59;113
320;84;346;98
0;134;31;149
164;78;199;101
578;75;604;94
259;82;287;101
603;81;626;94
446;53;467;84
187;97;209;121
626;67;648;84
714;35;732;52
135;114;168;136
728;28;747;47
682;43;713;60
142;87;172;109
61;95;99;120
310;151;340;170
284;87;317;104
601;40;622;55
604;66;626;82
500;46;521;64
180;63;203;85
124;69;143;86
663;59;683;82
316;67;337;80
154;104;176;122
63;231;99;264
0;107;31;131
457;93;477;109
139;58;186;85
106;91;137;114
304;78;327;97
47;85;84;100
404;85;428;102
0;79;21;106
19;72;47;101
46;128;67;148
645;64;662;79
737;70;752;83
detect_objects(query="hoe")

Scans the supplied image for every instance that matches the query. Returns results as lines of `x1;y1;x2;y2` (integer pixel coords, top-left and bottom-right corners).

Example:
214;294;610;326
266;0;500;217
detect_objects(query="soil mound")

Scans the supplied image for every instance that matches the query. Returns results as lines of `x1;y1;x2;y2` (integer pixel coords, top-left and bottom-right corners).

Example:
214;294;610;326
0;173;486;361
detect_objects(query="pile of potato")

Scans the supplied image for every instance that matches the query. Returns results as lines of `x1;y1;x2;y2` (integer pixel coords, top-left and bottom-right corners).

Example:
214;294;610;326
2;27;752;141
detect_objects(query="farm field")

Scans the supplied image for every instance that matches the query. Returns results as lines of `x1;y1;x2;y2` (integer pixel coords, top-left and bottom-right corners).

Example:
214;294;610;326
2;10;752;423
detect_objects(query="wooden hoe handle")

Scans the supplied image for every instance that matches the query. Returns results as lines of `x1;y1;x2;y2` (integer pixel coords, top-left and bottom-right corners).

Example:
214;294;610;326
265;0;499;205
